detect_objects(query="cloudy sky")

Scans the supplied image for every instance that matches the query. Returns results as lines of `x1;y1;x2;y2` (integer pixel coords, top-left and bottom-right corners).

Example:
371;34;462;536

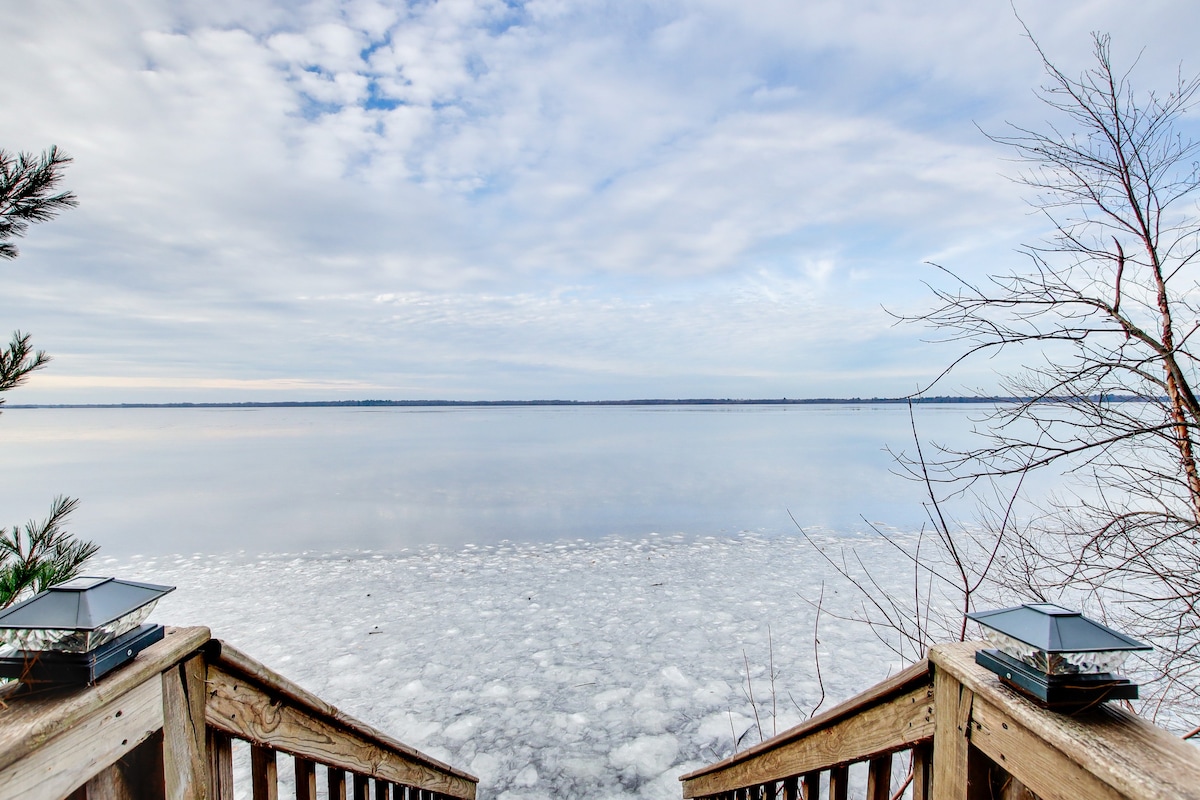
3;0;1198;403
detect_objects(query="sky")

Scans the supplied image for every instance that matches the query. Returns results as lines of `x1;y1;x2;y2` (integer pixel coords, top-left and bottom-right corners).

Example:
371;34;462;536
3;0;1200;403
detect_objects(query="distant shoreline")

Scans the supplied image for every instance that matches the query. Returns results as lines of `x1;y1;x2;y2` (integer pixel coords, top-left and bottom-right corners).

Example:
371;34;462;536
6;395;1150;409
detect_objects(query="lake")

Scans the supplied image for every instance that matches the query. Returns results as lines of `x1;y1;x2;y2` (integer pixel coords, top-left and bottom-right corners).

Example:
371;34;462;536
0;403;1004;556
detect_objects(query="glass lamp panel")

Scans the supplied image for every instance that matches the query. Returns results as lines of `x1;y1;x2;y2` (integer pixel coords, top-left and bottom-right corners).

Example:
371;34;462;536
0;600;159;654
82;602;157;650
1;626;90;653
982;628;1134;675
1054;648;1134;675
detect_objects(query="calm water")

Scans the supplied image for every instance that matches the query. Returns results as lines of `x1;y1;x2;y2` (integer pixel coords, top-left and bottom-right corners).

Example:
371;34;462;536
0;404;997;555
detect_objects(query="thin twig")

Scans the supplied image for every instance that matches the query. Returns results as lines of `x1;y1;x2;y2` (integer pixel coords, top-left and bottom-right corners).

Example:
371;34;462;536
743;649;763;743
769;624;777;737
810;583;827;719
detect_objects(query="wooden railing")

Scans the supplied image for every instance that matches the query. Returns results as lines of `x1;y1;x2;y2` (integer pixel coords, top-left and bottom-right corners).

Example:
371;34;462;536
680;641;1200;800
0;626;478;800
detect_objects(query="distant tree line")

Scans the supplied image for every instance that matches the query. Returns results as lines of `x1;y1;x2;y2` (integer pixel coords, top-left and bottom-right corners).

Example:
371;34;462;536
7;395;1161;409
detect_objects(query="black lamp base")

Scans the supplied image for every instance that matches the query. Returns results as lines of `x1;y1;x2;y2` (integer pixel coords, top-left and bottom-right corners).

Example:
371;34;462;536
976;648;1138;711
0;624;164;687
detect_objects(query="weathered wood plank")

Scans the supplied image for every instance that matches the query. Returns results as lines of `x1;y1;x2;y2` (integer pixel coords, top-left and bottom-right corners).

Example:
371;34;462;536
681;680;934;797
206;729;233;800
251;745;278;800
204;664;476;799
931;642;1200;800
969;693;1124;800
0;675;164;800
163;655;208;800
0;626;211;775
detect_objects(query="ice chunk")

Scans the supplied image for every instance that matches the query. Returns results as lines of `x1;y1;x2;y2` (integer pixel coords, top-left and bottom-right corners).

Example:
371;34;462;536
609;734;679;779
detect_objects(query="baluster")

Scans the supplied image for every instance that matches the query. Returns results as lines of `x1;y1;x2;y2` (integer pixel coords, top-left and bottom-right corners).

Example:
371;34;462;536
353;773;370;800
782;776;798;800
765;780;778;799
828;765;848;800
251;745;278;800
375;778;392;799
801;772;819;800
294;756;317;800
208;729;235;800
867;755;892;800
911;744;932;800
328;767;347;800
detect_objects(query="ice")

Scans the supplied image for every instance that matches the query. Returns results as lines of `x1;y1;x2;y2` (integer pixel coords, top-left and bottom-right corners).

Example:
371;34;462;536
103;532;923;798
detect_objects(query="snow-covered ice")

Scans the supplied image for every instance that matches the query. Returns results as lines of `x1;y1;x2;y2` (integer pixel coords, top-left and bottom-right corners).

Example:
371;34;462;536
102;531;927;799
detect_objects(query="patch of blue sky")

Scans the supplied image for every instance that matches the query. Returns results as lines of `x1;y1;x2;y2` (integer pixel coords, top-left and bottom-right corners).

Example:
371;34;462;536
296;94;343;121
363;79;403;111
463;173;516;203
480;0;528;37
753;52;843;96
359;35;390;63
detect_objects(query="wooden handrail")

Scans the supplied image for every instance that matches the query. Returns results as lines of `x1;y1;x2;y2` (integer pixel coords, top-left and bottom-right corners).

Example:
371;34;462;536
0;626;478;800
680;659;934;798
205;639;477;797
680;642;1200;800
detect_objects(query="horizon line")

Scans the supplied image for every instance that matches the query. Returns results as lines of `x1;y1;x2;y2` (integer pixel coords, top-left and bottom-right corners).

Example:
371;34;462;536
3;395;1152;410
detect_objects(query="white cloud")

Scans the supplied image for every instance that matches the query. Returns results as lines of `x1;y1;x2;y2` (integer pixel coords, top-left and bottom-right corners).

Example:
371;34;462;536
2;0;1198;401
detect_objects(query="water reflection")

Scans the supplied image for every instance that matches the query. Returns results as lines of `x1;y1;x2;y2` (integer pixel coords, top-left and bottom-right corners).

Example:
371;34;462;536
0;404;1003;555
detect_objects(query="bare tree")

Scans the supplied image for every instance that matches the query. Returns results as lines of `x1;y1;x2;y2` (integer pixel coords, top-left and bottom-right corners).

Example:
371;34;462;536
901;31;1200;727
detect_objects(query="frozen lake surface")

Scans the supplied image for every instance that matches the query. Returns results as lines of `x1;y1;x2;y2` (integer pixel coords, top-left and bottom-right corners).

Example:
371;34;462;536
106;531;942;800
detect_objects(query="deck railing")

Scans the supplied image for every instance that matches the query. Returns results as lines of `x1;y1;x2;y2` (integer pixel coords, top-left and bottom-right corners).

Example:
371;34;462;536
0;626;478;800
680;641;1200;800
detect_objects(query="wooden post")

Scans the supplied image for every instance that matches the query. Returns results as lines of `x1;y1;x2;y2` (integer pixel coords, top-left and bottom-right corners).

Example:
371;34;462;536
764;780;778;799
207;730;234;800
162;655;209;800
375;778;392;799
781;776;798;800
867;754;892;800
932;666;984;800
294;757;317;800
828;764;848;800
353;773;370;800
251;745;278;800
327;768;347;800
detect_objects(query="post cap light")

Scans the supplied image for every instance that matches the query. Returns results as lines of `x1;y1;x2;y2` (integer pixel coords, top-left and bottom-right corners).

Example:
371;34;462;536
0;576;174;687
967;603;1151;710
